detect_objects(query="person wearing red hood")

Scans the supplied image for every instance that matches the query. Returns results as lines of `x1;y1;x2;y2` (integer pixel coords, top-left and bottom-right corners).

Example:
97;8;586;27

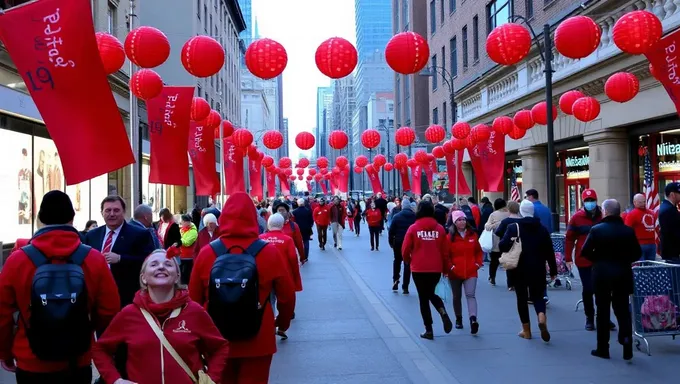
190;192;296;384
0;191;120;383
273;200;307;264
260;213;303;293
93;249;229;384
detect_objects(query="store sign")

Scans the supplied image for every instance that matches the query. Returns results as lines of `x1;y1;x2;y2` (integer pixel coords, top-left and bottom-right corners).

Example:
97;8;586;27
513;166;523;174
657;142;680;157
565;155;589;168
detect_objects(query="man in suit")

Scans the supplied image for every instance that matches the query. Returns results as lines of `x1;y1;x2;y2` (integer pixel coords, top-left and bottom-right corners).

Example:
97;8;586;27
130;204;162;249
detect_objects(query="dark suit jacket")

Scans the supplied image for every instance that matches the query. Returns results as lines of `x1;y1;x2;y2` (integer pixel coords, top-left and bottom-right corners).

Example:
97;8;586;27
84;221;155;307
154;221;182;250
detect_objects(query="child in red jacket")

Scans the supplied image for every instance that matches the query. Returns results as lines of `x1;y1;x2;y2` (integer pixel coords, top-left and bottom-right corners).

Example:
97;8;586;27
365;202;383;251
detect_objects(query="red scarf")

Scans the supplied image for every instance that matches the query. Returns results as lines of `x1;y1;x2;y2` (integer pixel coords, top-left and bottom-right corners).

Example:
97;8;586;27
133;289;190;319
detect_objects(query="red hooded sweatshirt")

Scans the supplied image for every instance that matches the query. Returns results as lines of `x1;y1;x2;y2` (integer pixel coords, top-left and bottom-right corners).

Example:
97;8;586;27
92;290;229;384
259;230;303;292
313;204;331;226
0;226;120;373
365;208;383;227
189;192;296;358
448;229;483;280
402;217;451;273
282;219;306;263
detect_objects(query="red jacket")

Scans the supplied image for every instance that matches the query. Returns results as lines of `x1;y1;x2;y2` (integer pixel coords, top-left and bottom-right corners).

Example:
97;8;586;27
189;193;295;358
448;229;483;280
92;290;229;384
193;227;219;258
565;208;603;268
402;217;451;273
10;238;29;253
471;205;481;227
624;207;656;245
313;205;331;226
0;227;120;373
260;231;303;292
365;208;383;227
282;220;306;262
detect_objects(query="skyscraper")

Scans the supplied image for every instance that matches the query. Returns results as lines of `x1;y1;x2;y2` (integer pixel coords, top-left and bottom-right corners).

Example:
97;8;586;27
279;118;289;159
315;86;334;159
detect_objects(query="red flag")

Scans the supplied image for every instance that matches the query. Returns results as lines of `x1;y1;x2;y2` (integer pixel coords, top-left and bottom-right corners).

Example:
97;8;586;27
469;131;505;192
278;174;290;195
189;121;219;195
306;180;312;192
338;166;350;193
266;169;276;198
424;162;434;189
398;166;411;192
147;86;194;186
320;180;328;195
223;138;245;194
330;174;339;195
0;0;134;185
365;164;383;194
646;29;680;115
409;164;422;195
445;150;471;195
248;154;263;200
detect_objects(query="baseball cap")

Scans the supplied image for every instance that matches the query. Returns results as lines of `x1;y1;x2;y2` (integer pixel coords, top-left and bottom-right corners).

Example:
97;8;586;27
581;189;597;201
665;182;680;196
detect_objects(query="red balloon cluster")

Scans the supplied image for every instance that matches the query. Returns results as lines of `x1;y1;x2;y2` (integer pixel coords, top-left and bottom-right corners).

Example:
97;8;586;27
298;158;310;168
361;129;381;149
572;97;601;122
191;97;211;121
451;138;466;151
181;35;225;78
279;157;292;168
95;32;125;75
336;156;349;168
315;37;358;79
355;155;369;167
295;132;316;150
245;38;288;79
513;110;535;130
554;16;601;59
296;168;305;176
125;26;170;68
394;153;408;167
232;129;253;149
559;90;585;115
308;168;317;176
425;125;446;143
130;69;163;100
612;11;662;55
373;154;387;167
414;149;429;164
486;23;532;66
451;122;471;139
263;131;284;150
317;157;329;168
385;32;430;75
395;127;416;146
384;163;394;172
604;72;639;103
329;130;349;149
492;116;514;135
531;102;558;125
354;166;363;174
262;155;274;168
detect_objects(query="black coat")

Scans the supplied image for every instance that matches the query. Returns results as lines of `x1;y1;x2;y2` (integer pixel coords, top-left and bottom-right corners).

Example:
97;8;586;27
388;209;417;248
499;217;557;285
154;221;181;250
434;203;450;228
375;198;388;219
658;199;680;260
293;205;314;238
479;202;494;234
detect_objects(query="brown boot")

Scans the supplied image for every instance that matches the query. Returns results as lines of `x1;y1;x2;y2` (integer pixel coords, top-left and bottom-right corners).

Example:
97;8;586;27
537;312;550;342
518;323;532;339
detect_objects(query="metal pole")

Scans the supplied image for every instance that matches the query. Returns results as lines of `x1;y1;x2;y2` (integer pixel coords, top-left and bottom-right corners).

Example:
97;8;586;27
128;0;141;207
219;121;225;207
450;81;458;204
544;23;558;233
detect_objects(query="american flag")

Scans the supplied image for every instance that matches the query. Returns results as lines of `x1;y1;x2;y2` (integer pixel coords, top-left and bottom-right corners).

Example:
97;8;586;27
643;147;660;258
510;170;521;202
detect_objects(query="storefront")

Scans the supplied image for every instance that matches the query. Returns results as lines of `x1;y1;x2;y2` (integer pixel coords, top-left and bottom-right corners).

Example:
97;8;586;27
557;147;590;224
505;159;522;200
632;128;680;200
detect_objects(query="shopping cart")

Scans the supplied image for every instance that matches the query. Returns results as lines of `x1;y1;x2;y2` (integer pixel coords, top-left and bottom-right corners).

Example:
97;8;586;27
547;234;574;290
631;260;680;356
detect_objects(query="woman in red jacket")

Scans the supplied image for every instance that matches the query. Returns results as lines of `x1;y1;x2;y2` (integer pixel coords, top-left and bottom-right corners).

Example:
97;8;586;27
402;201;453;340
92;250;229;384
448;210;483;334
313;198;331;250
365;201;383;251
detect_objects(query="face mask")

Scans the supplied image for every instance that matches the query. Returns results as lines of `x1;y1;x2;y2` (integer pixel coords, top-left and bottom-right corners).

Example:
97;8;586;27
584;201;597;211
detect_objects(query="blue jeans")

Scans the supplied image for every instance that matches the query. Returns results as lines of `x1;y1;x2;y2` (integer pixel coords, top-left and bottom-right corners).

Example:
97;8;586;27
302;237;310;260
640;243;657;261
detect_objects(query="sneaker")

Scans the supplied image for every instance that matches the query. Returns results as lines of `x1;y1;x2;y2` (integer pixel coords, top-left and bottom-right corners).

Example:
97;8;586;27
488;277;496;286
591;349;610;359
455;317;464;329
585;318;595;331
376;247;379;251
338;247;342;250
392;281;399;291
334;243;337;248
420;331;434;340
402;289;409;295
470;316;479;335
371;247;374;251
442;314;453;334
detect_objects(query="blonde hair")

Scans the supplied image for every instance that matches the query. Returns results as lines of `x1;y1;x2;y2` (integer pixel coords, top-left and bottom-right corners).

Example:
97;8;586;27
507;201;520;214
139;249;184;291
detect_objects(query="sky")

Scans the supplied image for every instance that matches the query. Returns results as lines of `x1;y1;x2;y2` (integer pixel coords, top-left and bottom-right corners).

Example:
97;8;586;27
252;0;357;161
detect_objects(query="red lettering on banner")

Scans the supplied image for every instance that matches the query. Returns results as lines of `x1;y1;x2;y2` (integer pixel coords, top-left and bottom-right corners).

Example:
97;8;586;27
189;121;219;196
647;29;680;115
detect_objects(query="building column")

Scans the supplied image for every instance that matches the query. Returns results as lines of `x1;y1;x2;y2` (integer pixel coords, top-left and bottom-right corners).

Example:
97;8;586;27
585;129;629;205
462;162;474;199
519;146;547;203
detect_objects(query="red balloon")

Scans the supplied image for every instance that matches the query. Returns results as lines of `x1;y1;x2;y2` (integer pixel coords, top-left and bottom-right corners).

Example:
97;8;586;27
451;121;471;139
559;90;585;115
605;72;640;103
323;173;331;180
181;35;225;78
332;166;341;175
384;163;394;172
245;38;288;79
262;155;274;168
124;26;170;68
95;32;125;75
361;129;381;149
451;138;466;151
554;16;601;59
306;175;313;181
314;174;323;181
395;127;416;146
471;124;492;143
355;155;369;167
308;168;317;176
279;157;292;168
191;97;211;121
613;10;662;55
296;175;303;181
317;157;329;168
354;166;363;174
284;168;293;176
572;97;601;122
508;126;527;140
295;132;316;150
406;158;418;168
262;131;284;150
414;149;429;164
247;144;259;157
432;146;445;158
320;167;329;175
385;32;430;75
492;116;514;135
298;158;310;168
486;23;532;66
329;130;349;149
232;129;253;148
315;37;358;79
221;120;234;137
129;69;163;100
531;102;558;125
442;140;455;154
289;175;297;181
465;136;477;149
513;110;535;130
425;125;446;143
373;154;387;167
394;153;408;167
335;156;349;168
296;168;305;176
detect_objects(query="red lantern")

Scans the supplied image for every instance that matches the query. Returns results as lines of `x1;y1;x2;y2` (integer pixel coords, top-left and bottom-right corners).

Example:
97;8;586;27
284;168;293;176
394;153;408;167
279;157;292;168
355;155;369;167
335;156;349;168
296;168;305;176
492;116;514;135
451;122;471;139
295;132;316;150
95;32;125;75
245;38;288;79
329;130;349;149
221;120;234;137
354;166;363;174
554;16;601;59
124;26;170;68
471;124;492;143
432;146;445;158
232;129;253;148
384;163;394;172
486;23;532;66
395;127;416;146
298;175;304;181
605;72;640;103
414;149;429;164
531;102;558;125
451;138;466;151
190;97;211;121
202;110;221;130
332;166;341;175
315;37;358;79
385;32;430;75
373;154;387;167
361;129;381;149
323;173;331;180
314;174;323;182
572;97;601;122
442;140;455;154
465;136;477;149
425;124;446;143
262;131;284;150
129;69;163;100
317;157;329;168
513;110;535;130
406;159;418;168
290;175;297;181
559;90;585;115
613;10;662;55
306;175;313;181
508;126;527;140
181;35;225;78
308;168;317;176
262;155;274;168
298;158;310;168
320;167;329;175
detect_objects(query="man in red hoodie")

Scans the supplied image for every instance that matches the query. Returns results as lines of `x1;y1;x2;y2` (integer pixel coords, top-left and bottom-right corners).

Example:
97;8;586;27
624;193;657;261
0;191;120;383
190;192;296;384
313;198;331;250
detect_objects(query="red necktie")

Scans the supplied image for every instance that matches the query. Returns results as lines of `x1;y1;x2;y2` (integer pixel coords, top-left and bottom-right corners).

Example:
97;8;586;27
102;230;114;254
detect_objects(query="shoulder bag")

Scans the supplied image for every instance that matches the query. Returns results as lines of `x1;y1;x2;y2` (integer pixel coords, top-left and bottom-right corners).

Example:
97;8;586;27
499;223;521;270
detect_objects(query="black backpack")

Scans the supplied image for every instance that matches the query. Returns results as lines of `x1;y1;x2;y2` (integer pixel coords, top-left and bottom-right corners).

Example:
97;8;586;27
21;241;92;361
207;239;268;341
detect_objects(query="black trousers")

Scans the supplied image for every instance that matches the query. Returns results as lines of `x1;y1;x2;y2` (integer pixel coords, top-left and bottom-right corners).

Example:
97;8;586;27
578;266;595;318
412;272;446;327
317;224;328;247
16;366;92;384
369;226;380;249
180;258;193;285
489;251;515;287
594;272;633;349
392;242;411;289
514;280;547;324
354;217;362;235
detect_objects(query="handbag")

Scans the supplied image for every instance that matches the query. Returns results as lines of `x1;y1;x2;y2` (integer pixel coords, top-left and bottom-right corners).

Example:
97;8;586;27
499;223;521;270
140;308;215;384
434;276;451;302
479;229;494;253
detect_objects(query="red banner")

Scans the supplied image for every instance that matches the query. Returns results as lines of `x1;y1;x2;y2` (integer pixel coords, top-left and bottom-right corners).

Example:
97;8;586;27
0;0;134;185
424;162;434;190
320;180;328;195
278;174;290;195
646;29;680;115
469;130;505;192
306;180;312;192
248;153;263;200
189;121;219;195
409;164;422;196
147;86;194;186
365;164;383;194
330;174;339;195
223;138;245;194
266;169;276;198
338;165;350;193
445;150;471;195
398;166;411;191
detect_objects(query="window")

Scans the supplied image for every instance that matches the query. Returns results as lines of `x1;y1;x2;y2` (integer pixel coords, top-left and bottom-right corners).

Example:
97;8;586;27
106;2;116;35
443;102;447;129
431;55;438;90
197;85;202;98
433;107;439;124
197;0;201;18
441;46;446;85
473;15;479;62
440;0;444;24
450;37;458;77
526;0;534;19
402;0;409;30
204;5;208;31
450;0;456;13
462;26;468;69
430;0;436;35
487;0;512;33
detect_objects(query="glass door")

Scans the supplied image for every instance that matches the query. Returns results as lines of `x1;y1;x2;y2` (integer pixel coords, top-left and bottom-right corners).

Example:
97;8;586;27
566;180;589;223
